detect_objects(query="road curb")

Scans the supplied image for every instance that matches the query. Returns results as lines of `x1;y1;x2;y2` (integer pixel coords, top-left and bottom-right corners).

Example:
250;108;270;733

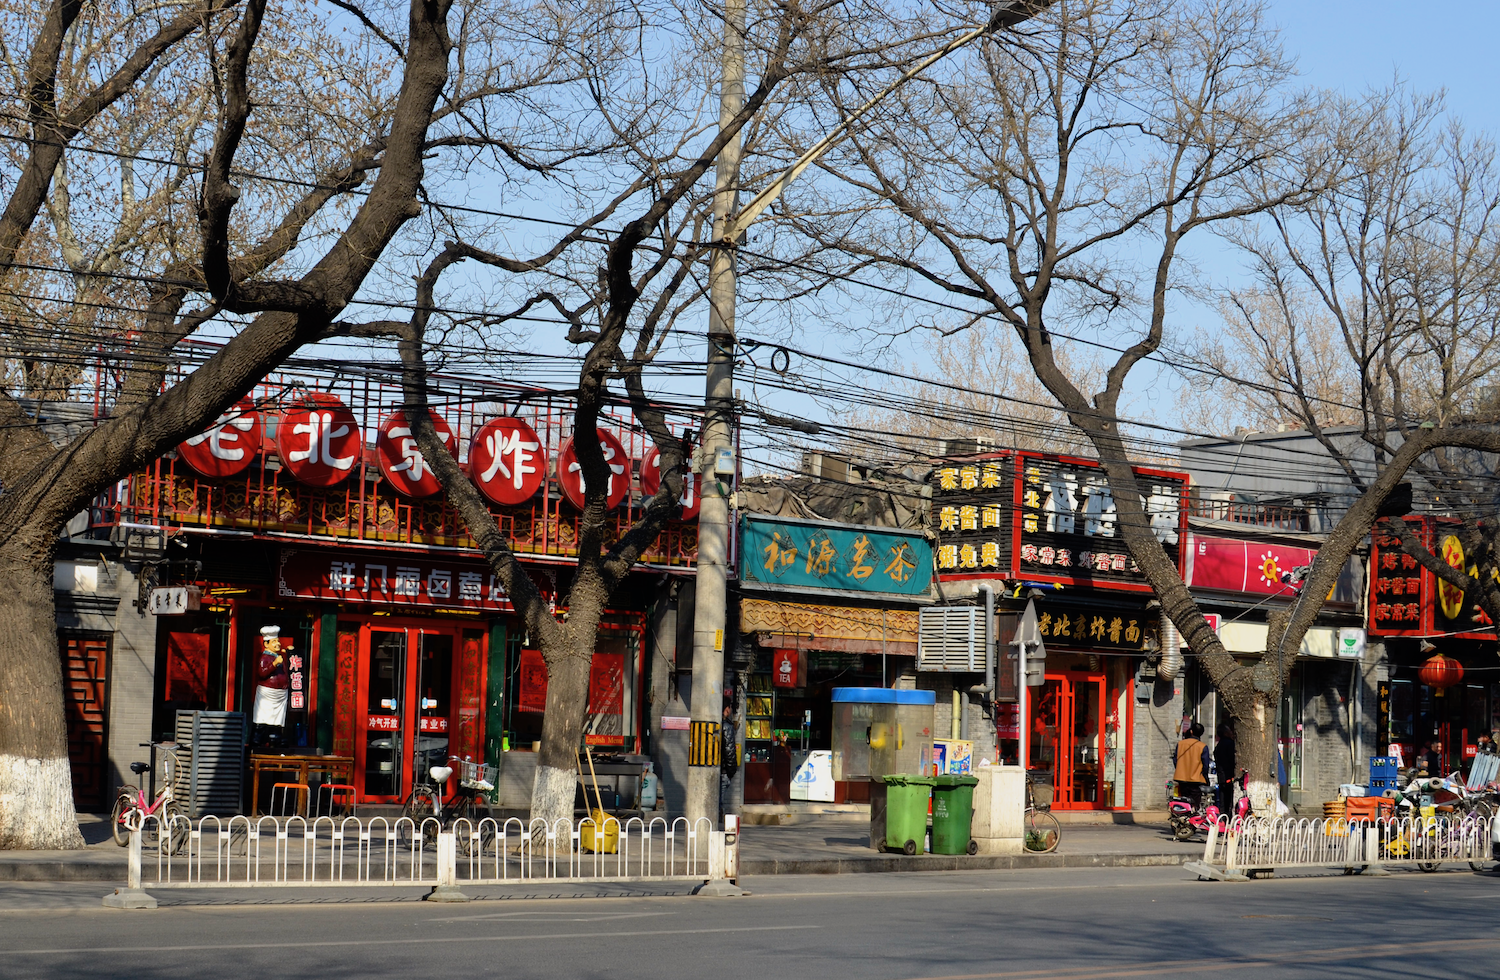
739;852;1189;875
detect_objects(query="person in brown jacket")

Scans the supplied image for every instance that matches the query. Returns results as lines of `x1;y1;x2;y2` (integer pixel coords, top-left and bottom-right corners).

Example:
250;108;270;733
1173;721;1212;811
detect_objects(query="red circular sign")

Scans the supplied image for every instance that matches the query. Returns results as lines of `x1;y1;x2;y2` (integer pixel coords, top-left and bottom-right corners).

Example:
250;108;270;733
178;398;262;479
641;445;701;520
376;410;456;497
558;430;629;510
469;417;546;506
276;393;362;487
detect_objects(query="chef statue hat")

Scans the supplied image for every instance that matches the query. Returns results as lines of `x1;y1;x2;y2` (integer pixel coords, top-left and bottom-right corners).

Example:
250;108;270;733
260;625;280;637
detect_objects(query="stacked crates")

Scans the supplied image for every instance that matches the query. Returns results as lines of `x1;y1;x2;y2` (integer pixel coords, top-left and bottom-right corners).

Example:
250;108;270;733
1369;755;1400;794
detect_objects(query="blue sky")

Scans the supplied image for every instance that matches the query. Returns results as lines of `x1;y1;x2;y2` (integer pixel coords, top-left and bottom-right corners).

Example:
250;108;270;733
1270;2;1498;135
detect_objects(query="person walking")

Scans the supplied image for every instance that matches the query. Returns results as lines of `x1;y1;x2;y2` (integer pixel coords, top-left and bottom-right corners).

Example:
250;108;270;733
1174;721;1212;811
1213;721;1236;813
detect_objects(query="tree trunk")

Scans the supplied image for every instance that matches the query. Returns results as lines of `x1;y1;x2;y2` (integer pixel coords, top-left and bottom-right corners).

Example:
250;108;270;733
529;638;593;830
0;529;85;849
1230;693;1281;816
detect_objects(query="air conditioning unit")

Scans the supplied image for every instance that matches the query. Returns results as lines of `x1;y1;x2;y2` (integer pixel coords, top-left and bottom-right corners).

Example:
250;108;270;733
918;606;989;672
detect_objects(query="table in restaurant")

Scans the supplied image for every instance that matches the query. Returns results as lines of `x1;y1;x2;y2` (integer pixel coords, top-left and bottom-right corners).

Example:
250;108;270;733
248;753;355;815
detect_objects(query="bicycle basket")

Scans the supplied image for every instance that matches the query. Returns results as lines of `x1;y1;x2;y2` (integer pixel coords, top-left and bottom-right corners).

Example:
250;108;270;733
457;759;495;792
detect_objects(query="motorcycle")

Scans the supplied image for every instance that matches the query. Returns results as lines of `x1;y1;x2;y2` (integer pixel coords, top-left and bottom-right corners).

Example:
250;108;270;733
1168;770;1250;841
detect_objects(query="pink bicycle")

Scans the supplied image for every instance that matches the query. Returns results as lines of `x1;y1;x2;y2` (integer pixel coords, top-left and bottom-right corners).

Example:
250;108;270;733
111;743;188;854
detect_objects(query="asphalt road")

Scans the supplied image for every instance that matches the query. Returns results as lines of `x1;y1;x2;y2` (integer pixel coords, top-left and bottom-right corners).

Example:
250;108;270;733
1;865;1496;980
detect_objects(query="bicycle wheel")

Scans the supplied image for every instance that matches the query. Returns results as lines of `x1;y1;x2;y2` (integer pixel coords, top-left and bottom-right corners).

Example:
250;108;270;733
165;802;190;856
111;792;135;847
1417;861;1441;873
400;787;438;848
1025;809;1061;854
454;798;495;857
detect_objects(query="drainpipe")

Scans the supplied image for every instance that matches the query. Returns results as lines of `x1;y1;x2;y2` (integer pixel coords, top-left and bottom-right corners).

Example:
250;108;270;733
968;584;995;701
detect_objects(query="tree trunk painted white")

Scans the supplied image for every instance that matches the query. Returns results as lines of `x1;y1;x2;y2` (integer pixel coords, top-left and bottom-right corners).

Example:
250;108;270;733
0;535;84;849
531;765;576;835
0;755;84;850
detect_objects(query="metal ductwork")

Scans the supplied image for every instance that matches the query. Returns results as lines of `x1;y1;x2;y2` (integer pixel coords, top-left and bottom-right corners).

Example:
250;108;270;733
1157;616;1184;680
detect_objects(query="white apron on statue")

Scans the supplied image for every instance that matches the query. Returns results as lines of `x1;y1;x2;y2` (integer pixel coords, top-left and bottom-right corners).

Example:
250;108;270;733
253;686;289;726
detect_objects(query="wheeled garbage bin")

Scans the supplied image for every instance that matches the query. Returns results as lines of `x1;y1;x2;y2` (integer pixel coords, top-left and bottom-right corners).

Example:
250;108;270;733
930;774;979;855
875;774;933;855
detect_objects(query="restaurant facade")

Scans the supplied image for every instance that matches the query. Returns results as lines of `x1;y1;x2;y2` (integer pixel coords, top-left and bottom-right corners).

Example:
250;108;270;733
57;375;700;811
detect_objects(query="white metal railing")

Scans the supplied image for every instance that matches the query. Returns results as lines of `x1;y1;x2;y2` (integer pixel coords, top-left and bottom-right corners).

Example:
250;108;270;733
1186;814;1493;880
112;812;732;897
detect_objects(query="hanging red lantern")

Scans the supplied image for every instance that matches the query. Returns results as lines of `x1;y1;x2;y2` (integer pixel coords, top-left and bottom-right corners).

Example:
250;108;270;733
1418;653;1464;690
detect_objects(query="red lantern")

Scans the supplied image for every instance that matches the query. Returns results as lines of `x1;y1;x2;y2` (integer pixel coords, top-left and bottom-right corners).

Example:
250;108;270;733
641;444;701;520
1418;653;1464;690
178;398;262;479
557;430;629;510
469;417;545;506
277;393;361;487
375;409;455;497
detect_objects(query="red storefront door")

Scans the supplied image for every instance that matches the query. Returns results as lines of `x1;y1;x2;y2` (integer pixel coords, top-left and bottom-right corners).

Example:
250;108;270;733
1028;672;1108;809
355;625;462;803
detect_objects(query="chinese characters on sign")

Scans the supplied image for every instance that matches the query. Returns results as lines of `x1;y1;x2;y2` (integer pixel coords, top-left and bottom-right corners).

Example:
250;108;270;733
277;393;361;488
641;442;702;520
1030;606;1145;649
178;398;262;479
558;430;629;510
469;416;546;506
1368;519;1496;638
738;516;934;597
932;453;1186;590
375;409;456;498
278;548;514;612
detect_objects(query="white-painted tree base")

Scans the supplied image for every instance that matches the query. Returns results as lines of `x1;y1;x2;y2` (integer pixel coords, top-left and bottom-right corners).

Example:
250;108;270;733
530;764;576;831
0;754;85;849
1245;778;1281;817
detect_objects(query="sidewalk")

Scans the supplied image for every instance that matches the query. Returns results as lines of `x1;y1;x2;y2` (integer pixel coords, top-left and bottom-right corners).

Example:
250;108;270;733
0;812;1197;882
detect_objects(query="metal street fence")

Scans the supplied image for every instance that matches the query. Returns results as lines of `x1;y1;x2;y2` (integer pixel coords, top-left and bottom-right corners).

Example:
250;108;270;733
1185;814;1494;881
104;812;737;906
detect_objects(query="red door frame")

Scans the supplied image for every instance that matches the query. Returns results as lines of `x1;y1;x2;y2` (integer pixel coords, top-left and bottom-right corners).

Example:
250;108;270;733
1030;671;1112;810
351;618;485;803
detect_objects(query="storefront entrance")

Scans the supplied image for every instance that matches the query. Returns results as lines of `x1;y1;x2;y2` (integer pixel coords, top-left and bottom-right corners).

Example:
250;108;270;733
354;624;476;802
1025;661;1133;810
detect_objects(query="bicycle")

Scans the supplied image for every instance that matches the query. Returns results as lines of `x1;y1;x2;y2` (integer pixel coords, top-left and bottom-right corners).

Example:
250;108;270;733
1024;773;1061;854
111;742;188;855
399;755;496;855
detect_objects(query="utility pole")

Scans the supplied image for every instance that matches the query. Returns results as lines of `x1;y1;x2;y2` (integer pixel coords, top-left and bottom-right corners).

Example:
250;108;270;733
685;0;746;831
684;1;1049;832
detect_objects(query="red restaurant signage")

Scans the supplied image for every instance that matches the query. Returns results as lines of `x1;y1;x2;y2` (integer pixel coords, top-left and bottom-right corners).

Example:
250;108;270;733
469;417;546;506
772;648;802;688
1185;535;1316;596
375;410;455;497
277;393;361;487
178;399;262;479
277;548;512;612
1369;518;1495;638
641;446;701;520
558;430;629;510
518;649;548;713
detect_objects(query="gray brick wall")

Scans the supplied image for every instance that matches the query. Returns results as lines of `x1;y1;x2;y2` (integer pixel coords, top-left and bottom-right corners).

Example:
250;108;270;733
1132;672;1184;810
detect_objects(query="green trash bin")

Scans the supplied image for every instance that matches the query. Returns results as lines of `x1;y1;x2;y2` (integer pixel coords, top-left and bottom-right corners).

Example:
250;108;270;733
931;774;980;855
876;774;934;855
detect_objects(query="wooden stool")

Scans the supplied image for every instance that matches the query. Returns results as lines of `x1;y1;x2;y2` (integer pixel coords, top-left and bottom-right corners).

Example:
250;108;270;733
314;783;357;818
270;782;310;817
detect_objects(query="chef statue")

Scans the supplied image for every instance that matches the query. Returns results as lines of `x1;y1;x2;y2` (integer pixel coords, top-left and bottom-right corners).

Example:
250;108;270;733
253;625;292;747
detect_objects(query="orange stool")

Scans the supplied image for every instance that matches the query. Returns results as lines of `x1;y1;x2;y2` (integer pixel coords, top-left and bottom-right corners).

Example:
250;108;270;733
315;783;357;818
270;782;310;817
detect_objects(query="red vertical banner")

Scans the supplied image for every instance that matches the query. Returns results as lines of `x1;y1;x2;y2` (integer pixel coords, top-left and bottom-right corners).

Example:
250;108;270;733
589;653;625;713
454;631;486;761
332;628;358;756
518;649;548;713
165;633;210;704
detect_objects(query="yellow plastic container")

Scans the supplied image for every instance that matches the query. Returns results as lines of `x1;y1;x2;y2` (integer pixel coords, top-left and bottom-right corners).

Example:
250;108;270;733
581;810;619;854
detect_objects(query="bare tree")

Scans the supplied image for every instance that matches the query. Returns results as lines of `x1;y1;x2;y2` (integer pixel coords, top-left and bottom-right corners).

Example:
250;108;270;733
1210;88;1500;640
0;0;601;848
345;0;923;829
777;0;1500;808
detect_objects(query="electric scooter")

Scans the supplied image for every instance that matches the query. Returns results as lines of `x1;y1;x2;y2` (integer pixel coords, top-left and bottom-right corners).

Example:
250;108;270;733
1168;770;1250;840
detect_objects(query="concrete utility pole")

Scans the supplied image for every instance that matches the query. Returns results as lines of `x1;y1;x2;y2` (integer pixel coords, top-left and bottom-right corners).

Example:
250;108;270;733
685;1;1051;832
685;0;747;828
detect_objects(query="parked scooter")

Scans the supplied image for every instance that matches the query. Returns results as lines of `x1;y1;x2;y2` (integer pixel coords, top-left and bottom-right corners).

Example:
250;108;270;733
1168;770;1250;840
